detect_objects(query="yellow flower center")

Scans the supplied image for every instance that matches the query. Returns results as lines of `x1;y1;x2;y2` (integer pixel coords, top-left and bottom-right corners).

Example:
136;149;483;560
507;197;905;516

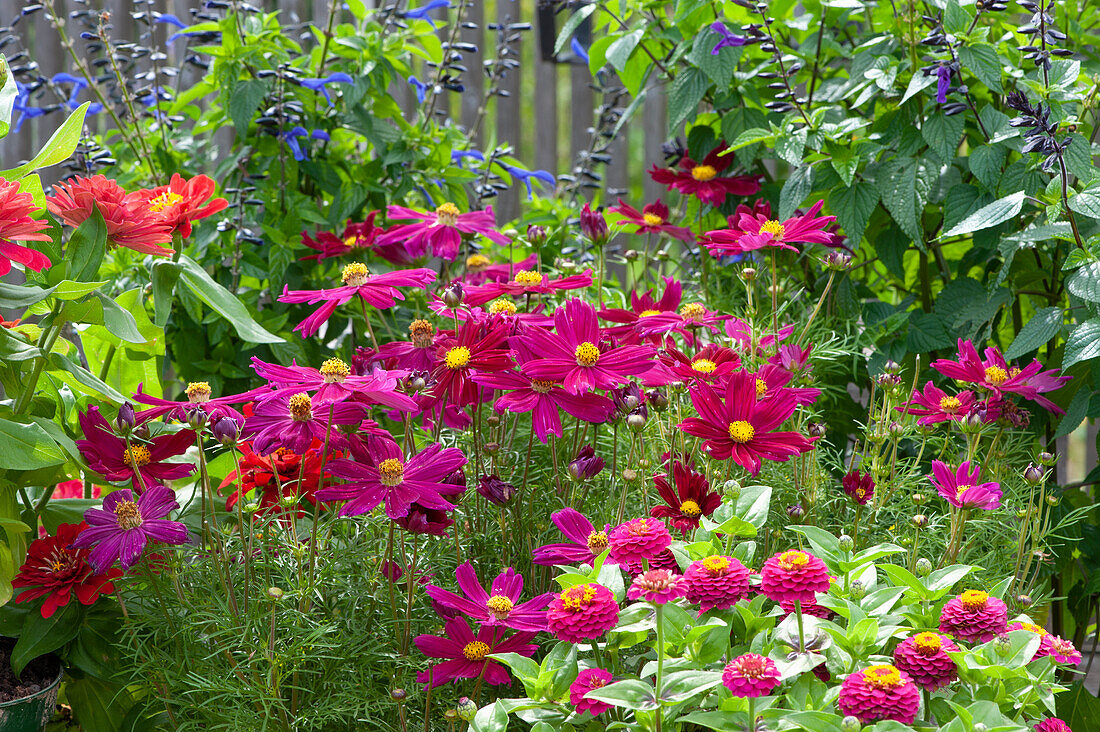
122;445;151;467
960;590;989;611
341;262;370;287
409;319;435;347
691;165;717;181
114;499;143;530
642;212;664;226
147;190;184;213
462;640;491;661
560;584;598;611
586;531;608;552
954;484;973;502
778;550;810;571
489;299;518;316
912;632;943;654
574;342;600;367
702;555;731;573
343;235;359;248
377;458;405;487
727;420;755;443
486;595;514;618
1015;622;1047;635
862;664;904;689
531;379;555;394
679;499;702;517
185;381;211;403
287;393;313;421
513;269;543;286
939;396;961;413
679;302;706;320
984;366;1008;385
638;309;661;317
445;346;471;369
626;519;651;536
692;358;717;374
758;220;786;239
755;379;768;398
320;358;350;382
435;202;461;226
466;254;491;270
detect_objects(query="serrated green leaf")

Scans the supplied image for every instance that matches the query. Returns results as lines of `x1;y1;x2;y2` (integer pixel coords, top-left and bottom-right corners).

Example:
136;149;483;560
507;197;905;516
668;68;711;130
1068;190;1100;219
969;145;1005;190
1004;307;1063;360
922;112;965;162
1054;387;1089;439
229;79;269;138
1064;319;1100;368
829;181;879;245
941;191;1025;237
907;310;954;351
779;165;814;220
1067;261;1100;303
606;30;642;72
879;158;922;244
958;44;1003;93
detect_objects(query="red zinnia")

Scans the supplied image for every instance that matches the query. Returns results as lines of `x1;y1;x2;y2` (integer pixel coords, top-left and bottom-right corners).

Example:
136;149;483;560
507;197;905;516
221;442;334;517
722;653;781;698
607;517;672;565
0;178;52;276
128;173;227;239
704;199;836;255
892;632;959;690
759;549;830;604
649;145;760;206
938;590;1008;642
608;199;693;242
650;460;721;534
12;522;121;618
47;175;174;255
546;582;620;643
683;555;751;613
837;664;920;724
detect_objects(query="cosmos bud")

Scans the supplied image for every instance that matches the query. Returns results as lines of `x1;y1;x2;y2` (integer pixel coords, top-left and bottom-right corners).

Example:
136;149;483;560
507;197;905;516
115;403;136;434
579;203;609;245
441;282;465;308
911;514;928;528
267;586;284;600
1038;451;1055;466
390;689;407;702
526;224;547;245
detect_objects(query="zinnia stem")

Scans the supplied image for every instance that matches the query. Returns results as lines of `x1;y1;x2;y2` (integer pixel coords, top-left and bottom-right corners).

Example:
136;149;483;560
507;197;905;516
748;695;756;731
794;599;806;653
655;603;665;732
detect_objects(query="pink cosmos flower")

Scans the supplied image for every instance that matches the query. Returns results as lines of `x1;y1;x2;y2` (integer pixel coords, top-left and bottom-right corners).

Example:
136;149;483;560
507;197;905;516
753;363;820;407
649;145;760;206
316;441;467;519
704;200;836;255
645;344;742;387
0;178;52;276
250;356;417;410
598;277;682;345
725;317;795;355
627;569;686;604
458;252;539;286
722;653;781;697
532;509;612;566
372;319;439;373
380;203;510;261
463;267;593;306
278;263;436;338
243;392;364;454
931;339;1070;413
414;616;537;688
608;199;693;242
679;372;816;475
901;381;976;425
425;563;552;632
633;301;728;342
570;668;614;716
299;214;382;261
72;486;190;571
430;320;514;408
842;470;875;506
76;406;195;492
929;460;1002;510
520;298;655;395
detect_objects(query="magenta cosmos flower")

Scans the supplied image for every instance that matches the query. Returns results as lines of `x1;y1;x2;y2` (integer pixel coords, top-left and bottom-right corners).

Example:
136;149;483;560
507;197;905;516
533;509;612;566
521;298;655;395
892;632;959;690
725;317;795;355
650;460;721;534
132;380;267;425
1034;719;1073;732
759;549;831;605
373;319;438;373
684;555;751;613
649;145;760;206
414;615;537;688
464;267;593;306
704;200;836;255
938;589;1008;642
0;178;52;276
722;653;781;697
381;202;510;261
627;569;686;604
458;252;538;286
931;338;1070;413
930;460;1002;510
608;517;672;564
679;372;816;475
842;470;875;506
72;486;190;571
837;664;920;724
77;406;195;492
425;563;552;632
250;356;417;410
902;381;976;425
299;214;382;261
316;441;467;519
278;263;436;337
646;344;742;387
608;199;693;242
598;277;682;345
570;668;614;716
634;301;728;342
430;320;513;408
243;392;364;454
546;582;620;643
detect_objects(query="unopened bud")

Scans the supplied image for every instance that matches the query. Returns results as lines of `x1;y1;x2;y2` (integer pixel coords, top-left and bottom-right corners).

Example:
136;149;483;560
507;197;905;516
723;479;741;498
483;441;500;455
883;360;901;374
786;503;805;520
115;403;136;434
973;724;988;732
267;586;285;600
915;558;932;577
187;407;208;429
212;417;239;446
911;514;928;528
1015;593;1033;609
1046;494;1058;506
390;689;407;702
244;502;260;513
621;468;638;483
888;421;904;437
626;413;646;433
441;282;464;308
526;225;547;245
623;249;639;261
646;388;668;411
808;422;826;438
841;716;862;732
456;697;477;721
1038;451;1055;466
443;709;458;721
911;493;926;504
825;250;852;271
849;580;866;600
740;267;757;282
838;535;853;552
993;635;1011;657
655;249;670;261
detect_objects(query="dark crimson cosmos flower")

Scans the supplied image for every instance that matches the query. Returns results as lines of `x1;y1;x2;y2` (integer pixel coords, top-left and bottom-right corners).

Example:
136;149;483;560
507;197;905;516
250;356;417;410
892;632;959;691
395;467;467;536
759;549;831;604
646;344;742;387
704;199;837;255
278;263;436;338
931;339;1070;413
649;145;760;206
837;664;920;724
373;319;439;372
929;460;1002;510
132;380;268;425
317;440;467;519
650;460;721;534
627;569;686;604
679;372;816;474
12;522;121;618
0;178;52;276
220;442;335;517
842;470;875;506
532;508;612;566
608;199;693;242
425;295;556;330
725;317;795;355
430;320;513;408
414;616;537;688
683;555;751;613
425;563;552;632
901;381;976;425
938;589;1008;642
77;406;195;492
299;213;382;261
47;175;174;255
128;173;228;238
463;267;593;306
458;252;538;286
73;486;190;571
607;517;672;564
633;301;729;342
722;654;781;698
380;203;511;261
598;277;682;345
570;668;613;716
521;298;655;395
243;392;364;454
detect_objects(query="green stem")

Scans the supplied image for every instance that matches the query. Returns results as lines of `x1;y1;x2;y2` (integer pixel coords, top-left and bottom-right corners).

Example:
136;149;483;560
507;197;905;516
655;603;665;732
794;599;806;653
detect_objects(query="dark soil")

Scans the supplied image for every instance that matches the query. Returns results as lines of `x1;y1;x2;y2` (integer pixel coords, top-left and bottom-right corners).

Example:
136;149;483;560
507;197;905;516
0;637;60;703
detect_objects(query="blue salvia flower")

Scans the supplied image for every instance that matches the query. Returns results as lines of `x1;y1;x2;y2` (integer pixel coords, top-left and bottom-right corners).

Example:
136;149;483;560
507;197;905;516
11;82;46;134
401;0;451;28
300;73;354;106
155;14;202;44
570;37;589;64
451;149;484;168
496;162;556;199
710;22;747;54
408;76;428;104
50;73;103;115
282;126;331;161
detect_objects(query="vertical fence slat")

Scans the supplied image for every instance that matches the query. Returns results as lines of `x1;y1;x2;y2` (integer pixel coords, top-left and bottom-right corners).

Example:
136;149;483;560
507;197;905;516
494;0;521;222
533;56;557;180
569;63;593;198
642;82;666;203
460;0;483;147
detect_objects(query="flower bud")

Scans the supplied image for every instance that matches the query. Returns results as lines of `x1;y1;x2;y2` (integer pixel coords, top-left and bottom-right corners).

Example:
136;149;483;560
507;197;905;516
568;446;605;481
825;250;852;271
483;441;500;455
476;475;516;506
580;203;609;245
888;421;904;437
911;514;928;528
621;468;639;483
915;558;932;577
786;503;805;520
841;716;862;732
390;689;407;702
115;403;136;435
911;492;926;504
187;407;208;429
456;697;477;721
838;535;854;552
211;417;239;446
646;388;668;411
740;267;757;282
849;580;866;600
279;495;298;508
723;479;741;498
1046;494;1059;507
808;422;826;438
993;635;1011;657
267;586;285;600
1038;451;1055;466
883;360;901;374
1015;593;1033;609
443;709;458;722
526;224;547;245
623;249;639;261
441;282;464;308
245;502;261;513
626;413;646;433
655;249;670;261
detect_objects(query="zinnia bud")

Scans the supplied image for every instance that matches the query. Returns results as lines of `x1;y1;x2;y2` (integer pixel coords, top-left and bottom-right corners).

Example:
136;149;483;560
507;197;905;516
841;716;862;732
849;580;866;600
838;534;853;552
456;697;477;721
915;558;932;577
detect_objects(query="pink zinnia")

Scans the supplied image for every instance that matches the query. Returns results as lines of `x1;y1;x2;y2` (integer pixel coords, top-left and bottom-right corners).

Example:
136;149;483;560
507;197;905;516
414;616;537;688
546;583;619;643
892;632;959;690
683;555;750;613
607;518;672;565
759;549;830;605
901;381;976;425
938;590;1008;642
570;668;614;716
0;178;52;276
722;653;781;697
425;563;552;632
931;338;1070;414
47;175;174;255
532;508;612;567
608;199;693;242
704;199;836;255
930;460;1002;510
1036;634;1081;666
1034;718;1073;732
648;145;760;206
380;202;510;261
627;569;685;604
837;664;920;724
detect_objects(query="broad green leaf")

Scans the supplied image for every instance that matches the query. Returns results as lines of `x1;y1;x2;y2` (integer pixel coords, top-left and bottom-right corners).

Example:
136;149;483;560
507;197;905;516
1064;319;1100;368
553;4;596;55
779;164;814;220
65;677;132;732
177;255;282;344
922;112;965;162
1054;386;1089;439
0;418;66;470
49;352;128;403
723;128;771;153
151;260;183;328
668;68;710;130
679;711;752;732
906;310;954;351
0;102;90;180
879;158;922;244
968;144;1005;190
606;30;642;72
1004;307;1063;360
94;290;146;344
828;181;878;245
941;191;1025;237
68;208;107;283
658;670;722;702
958;44;1003;93
12;601;81;676
229;79;269;138
584;679;659;711
0;282;57;308
51;280;109;301
487;652;539;683
1067;261;1100;303
1068;190;1100;219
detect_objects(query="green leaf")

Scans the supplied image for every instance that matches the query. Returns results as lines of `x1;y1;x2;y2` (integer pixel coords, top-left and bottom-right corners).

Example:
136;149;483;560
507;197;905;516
0;102;90;180
229;79;270;138
1069;190;1100;219
659;670;722;703
584;679;659;711
879;158;922;244
723;128;772;153
0;56;17;139
968;144;1005;190
958;44;1003;93
151;260;182;328
68;208;107;283
900;71;936;105
1064;319;1100;368
941;191;1025;237
554;4;596;55
1054;386;1089;439
0;282;57;308
51;279;109;301
1004;307;1063;359
177;255;282;344
828;181;878;245
606;30;642;72
668;68;710;131
943;0;975;34
488;652;539;684
12;601;80;676
49;353;128;403
66;677;132;732
779;165;814;220
679;711;751;732
922;112;965;162
907;310;954;352
1067;261;1100;303
95;290;146;344
0;418;65;470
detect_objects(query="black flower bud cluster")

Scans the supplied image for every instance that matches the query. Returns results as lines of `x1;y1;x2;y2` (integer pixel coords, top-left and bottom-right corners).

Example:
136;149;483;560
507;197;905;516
1006;91;1070;172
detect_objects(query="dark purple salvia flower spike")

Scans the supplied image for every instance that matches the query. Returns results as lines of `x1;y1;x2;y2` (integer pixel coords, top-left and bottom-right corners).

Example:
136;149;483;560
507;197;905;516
710;22;747;54
935;65;952;104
